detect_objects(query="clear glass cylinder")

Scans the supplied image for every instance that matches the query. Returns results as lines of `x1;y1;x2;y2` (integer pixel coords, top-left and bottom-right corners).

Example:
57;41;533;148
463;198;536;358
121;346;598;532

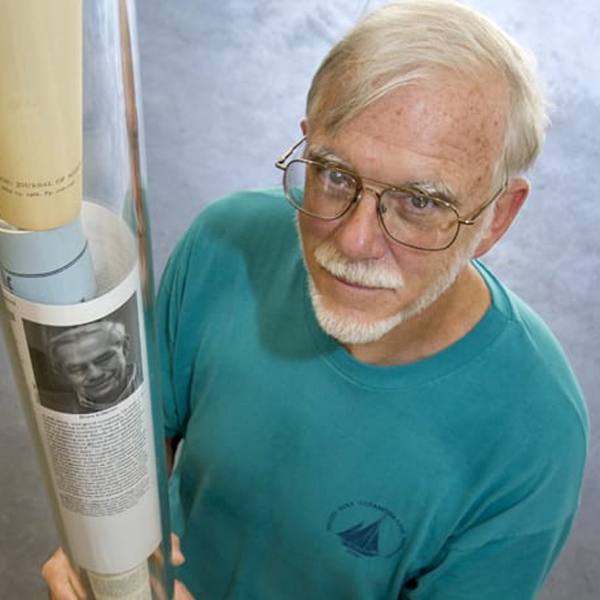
0;1;174;598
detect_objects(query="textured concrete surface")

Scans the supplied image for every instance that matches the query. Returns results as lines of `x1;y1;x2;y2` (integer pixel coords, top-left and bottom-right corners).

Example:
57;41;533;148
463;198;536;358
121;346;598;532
0;1;598;597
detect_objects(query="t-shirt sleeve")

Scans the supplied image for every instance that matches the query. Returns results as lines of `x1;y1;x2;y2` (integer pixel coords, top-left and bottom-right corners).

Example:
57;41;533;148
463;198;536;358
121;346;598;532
402;514;576;599
156;189;296;440
156;218;205;439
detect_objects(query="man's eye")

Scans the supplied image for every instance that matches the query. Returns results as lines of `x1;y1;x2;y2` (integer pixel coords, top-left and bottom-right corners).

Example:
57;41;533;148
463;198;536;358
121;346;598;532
386;189;436;212
95;351;116;366
323;167;354;188
408;194;433;210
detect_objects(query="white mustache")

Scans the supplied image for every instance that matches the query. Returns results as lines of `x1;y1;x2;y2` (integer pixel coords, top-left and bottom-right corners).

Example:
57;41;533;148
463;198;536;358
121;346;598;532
314;243;404;289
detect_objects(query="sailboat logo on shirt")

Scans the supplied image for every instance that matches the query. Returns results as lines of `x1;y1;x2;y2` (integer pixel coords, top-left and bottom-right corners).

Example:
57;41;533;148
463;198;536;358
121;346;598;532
327;500;407;559
337;516;385;556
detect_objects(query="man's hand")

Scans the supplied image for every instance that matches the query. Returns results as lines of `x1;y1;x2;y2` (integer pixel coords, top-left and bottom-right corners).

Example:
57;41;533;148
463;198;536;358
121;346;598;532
42;535;194;599
42;548;87;600
156;535;195;600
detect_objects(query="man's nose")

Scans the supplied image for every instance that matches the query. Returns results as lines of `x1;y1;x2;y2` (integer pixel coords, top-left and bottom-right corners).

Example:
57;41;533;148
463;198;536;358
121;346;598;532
85;362;105;379
331;187;387;260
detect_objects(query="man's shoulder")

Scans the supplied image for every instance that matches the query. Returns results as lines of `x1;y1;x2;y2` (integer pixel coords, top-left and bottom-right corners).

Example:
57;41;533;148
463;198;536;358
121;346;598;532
476;259;566;350
475;261;589;441
171;187;297;267
161;188;301;297
193;187;292;233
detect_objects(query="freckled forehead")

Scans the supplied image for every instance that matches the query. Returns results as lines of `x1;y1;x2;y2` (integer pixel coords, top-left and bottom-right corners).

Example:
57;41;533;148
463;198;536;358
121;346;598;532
343;74;508;181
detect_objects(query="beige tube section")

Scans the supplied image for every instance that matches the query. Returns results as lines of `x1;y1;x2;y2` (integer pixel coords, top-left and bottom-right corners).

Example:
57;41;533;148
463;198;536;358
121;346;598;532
0;0;82;231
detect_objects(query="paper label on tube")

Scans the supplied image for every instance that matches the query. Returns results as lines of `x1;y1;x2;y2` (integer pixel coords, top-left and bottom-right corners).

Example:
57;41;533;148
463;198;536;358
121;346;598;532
1;203;161;575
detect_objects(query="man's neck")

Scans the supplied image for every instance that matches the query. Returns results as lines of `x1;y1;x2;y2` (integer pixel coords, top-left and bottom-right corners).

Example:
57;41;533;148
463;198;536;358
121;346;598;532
345;263;491;366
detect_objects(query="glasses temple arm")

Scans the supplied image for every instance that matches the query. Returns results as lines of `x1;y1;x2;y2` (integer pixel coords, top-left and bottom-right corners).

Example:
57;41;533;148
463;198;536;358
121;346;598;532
275;136;307;169
459;182;508;225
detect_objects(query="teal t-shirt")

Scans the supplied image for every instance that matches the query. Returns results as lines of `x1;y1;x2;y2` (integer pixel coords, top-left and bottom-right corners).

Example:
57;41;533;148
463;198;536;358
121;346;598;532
157;189;588;599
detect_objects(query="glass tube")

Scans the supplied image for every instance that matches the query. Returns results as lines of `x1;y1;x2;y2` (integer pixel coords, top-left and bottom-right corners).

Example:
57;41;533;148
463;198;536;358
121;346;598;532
0;1;174;598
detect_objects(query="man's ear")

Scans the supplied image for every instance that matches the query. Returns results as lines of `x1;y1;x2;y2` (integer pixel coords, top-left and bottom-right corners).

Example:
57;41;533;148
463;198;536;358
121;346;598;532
474;178;529;258
300;118;308;136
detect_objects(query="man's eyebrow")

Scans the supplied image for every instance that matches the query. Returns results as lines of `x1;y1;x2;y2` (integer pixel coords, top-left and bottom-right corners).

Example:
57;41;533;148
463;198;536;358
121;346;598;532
408;180;461;207
305;143;354;169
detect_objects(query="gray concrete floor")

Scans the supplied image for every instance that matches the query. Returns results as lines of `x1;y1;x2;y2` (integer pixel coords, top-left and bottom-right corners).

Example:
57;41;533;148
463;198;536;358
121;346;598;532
1;1;598;597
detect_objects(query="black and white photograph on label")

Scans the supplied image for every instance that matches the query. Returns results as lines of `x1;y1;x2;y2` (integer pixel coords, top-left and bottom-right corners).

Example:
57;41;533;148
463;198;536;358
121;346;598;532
24;295;143;415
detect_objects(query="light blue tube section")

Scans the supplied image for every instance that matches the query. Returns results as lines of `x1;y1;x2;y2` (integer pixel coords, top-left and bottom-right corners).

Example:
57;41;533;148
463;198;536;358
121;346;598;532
0;214;96;304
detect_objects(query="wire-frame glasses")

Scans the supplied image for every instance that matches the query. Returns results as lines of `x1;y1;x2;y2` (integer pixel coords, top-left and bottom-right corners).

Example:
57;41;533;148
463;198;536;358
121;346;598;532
275;137;506;251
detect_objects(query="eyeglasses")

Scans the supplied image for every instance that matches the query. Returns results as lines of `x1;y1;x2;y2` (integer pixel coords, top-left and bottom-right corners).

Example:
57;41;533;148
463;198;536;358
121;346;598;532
275;137;506;251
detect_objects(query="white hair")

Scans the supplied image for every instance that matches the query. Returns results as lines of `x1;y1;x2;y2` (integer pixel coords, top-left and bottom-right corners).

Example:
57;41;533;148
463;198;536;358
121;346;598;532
307;0;550;187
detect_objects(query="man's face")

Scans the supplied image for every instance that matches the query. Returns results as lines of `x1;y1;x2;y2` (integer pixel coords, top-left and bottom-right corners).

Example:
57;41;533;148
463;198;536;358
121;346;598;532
54;328;128;405
298;73;508;351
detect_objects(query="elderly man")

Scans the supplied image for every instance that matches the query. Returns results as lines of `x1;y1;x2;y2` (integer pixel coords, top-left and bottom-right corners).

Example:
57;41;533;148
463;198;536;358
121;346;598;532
45;1;588;598
44;320;139;413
